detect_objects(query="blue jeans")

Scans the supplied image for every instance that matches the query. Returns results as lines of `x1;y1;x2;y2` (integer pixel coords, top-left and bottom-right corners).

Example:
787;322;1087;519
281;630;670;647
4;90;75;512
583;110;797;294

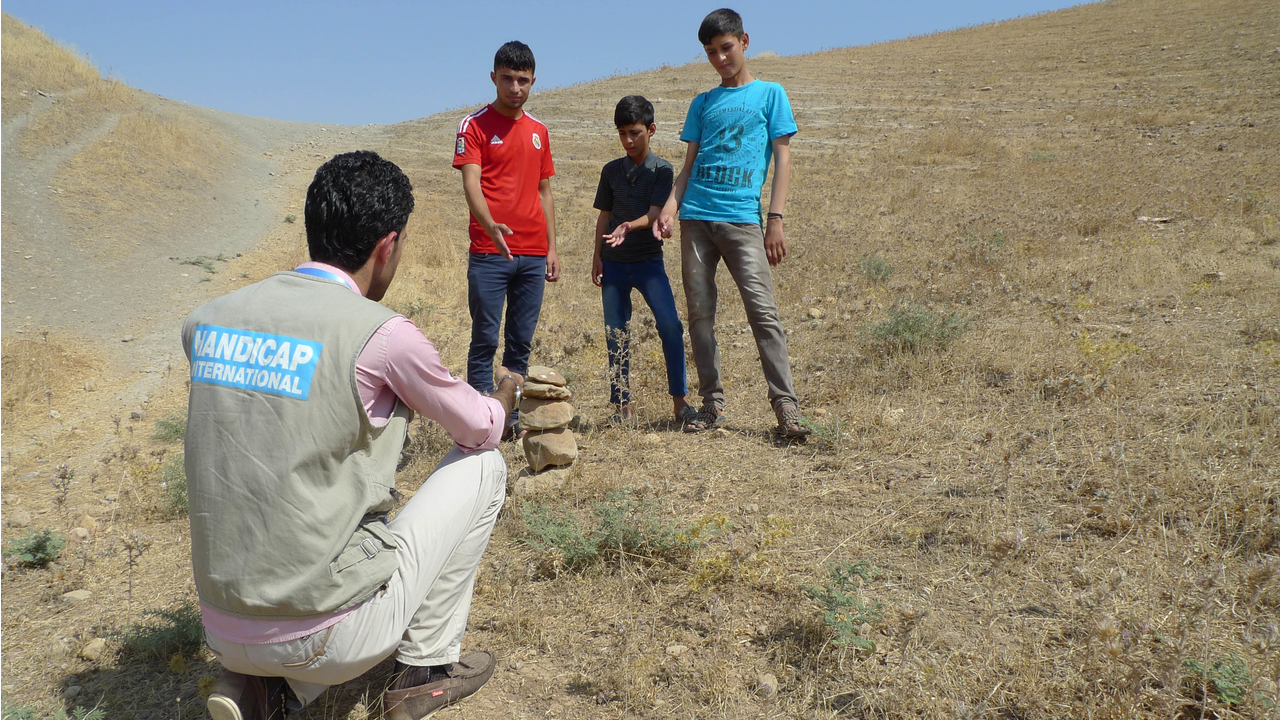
600;258;688;407
467;253;546;393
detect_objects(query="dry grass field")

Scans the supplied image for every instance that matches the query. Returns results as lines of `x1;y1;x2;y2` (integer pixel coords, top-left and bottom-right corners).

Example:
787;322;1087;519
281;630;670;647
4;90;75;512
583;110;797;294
2;1;1278;718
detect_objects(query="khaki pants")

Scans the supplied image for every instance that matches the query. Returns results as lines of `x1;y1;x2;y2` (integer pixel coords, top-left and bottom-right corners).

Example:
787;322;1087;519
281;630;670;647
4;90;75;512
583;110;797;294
204;447;507;707
680;219;797;413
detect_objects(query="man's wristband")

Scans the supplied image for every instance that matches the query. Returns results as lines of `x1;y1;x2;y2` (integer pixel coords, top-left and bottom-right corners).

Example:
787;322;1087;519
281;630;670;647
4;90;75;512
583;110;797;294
497;374;522;405
766;212;784;220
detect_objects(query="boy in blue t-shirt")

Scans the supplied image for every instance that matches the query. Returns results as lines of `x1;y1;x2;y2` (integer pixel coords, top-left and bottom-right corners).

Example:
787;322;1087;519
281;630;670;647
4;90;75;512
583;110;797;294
592;95;693;425
654;8;810;438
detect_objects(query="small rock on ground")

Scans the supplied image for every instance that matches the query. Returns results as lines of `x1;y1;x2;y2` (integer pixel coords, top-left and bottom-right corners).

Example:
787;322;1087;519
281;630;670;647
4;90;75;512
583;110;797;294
79;638;107;661
755;672;779;698
5;510;33;528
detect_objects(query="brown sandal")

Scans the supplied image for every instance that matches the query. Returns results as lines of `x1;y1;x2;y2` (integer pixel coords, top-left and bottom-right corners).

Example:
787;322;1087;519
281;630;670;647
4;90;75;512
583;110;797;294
775;406;811;438
683;405;725;433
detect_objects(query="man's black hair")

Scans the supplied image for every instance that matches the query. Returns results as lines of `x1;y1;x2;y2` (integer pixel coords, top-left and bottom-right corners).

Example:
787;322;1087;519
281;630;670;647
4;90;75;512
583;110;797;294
614;95;655;129
494;41;535;73
304;150;414;272
698;8;744;45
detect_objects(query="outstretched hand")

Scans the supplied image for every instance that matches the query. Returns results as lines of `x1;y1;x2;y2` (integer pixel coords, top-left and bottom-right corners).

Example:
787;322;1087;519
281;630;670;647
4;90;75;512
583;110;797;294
604;222;632;248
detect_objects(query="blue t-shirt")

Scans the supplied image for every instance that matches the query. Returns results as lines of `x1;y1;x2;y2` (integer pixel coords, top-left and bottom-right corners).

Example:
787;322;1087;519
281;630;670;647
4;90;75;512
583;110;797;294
679;80;797;223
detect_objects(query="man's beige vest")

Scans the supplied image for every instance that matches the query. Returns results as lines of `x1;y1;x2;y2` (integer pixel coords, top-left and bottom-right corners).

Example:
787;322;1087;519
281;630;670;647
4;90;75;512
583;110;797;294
181;271;411;619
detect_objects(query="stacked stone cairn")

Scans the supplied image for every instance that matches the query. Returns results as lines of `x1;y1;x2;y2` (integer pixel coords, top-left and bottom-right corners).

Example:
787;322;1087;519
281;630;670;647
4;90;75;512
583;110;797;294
520;365;577;473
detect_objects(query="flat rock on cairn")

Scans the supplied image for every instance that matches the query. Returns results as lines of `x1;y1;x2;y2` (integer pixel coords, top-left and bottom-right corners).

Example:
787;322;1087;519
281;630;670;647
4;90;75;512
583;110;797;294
519;398;574;430
526;365;567;387
523;428;578;473
519;365;577;477
524;380;571;401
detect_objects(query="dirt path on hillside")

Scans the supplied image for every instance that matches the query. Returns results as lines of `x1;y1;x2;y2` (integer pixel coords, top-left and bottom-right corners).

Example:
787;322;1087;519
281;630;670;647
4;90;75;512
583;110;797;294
2;93;387;445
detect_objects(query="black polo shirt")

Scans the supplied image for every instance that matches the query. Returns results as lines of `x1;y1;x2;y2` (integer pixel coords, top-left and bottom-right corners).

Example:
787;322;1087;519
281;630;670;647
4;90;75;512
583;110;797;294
593;152;674;263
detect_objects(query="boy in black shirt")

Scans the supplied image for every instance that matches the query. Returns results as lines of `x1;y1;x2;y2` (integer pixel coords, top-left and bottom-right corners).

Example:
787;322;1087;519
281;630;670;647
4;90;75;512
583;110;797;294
591;96;693;425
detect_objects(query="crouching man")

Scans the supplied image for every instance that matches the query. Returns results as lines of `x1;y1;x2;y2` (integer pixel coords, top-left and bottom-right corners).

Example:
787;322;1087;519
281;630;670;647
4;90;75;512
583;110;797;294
183;150;520;720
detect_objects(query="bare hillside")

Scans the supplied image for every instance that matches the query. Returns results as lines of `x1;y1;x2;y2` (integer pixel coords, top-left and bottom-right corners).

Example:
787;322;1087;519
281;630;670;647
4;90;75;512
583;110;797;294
1;13;387;453
2;1;1278;719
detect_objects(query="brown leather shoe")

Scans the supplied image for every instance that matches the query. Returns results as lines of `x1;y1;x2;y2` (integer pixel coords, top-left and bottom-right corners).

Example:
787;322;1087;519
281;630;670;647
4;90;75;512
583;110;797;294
382;651;495;720
207;670;288;720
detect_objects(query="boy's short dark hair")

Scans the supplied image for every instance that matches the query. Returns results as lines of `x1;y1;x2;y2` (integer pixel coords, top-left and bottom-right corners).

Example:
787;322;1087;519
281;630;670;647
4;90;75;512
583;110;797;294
494;41;535;73
698;8;744;45
305;151;414;272
614;95;655;129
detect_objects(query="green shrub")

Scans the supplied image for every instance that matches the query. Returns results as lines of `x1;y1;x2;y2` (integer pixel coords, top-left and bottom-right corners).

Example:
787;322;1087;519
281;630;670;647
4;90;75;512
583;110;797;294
151;414;186;442
119;601;203;660
859;252;894;282
594;490;688;558
691;515;786;589
520;503;599;567
1183;655;1253;706
0;699;37;720
865;300;965;355
3;529;64;568
521;489;707;570
801;414;845;453
161;455;187;515
802;560;884;650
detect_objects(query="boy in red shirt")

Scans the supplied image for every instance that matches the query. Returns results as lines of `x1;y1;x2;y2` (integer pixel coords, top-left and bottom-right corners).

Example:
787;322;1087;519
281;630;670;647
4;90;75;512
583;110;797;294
454;41;558;422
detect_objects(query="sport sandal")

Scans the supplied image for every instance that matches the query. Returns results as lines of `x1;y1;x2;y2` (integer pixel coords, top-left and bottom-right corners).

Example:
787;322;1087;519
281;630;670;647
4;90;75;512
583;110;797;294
775;405;812;439
383;650;496;720
683;404;726;433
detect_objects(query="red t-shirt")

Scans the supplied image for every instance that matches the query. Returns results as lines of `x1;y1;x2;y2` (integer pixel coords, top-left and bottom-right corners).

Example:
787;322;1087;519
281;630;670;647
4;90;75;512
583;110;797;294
453;105;555;256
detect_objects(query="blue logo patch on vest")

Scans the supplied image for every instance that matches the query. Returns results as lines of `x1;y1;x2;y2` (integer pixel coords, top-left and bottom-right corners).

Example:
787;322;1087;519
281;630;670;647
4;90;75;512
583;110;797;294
189;324;323;400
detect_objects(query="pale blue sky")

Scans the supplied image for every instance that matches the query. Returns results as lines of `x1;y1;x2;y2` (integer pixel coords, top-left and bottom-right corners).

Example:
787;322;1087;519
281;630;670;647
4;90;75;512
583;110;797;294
7;1;1088;125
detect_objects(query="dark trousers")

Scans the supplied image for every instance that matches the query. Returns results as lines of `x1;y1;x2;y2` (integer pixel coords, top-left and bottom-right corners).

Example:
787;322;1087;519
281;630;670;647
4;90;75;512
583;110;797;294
601;258;688;407
466;253;546;393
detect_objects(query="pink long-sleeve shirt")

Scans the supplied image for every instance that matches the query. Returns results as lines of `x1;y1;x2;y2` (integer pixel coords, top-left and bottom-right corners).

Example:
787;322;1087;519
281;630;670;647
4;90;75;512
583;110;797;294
202;262;504;643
